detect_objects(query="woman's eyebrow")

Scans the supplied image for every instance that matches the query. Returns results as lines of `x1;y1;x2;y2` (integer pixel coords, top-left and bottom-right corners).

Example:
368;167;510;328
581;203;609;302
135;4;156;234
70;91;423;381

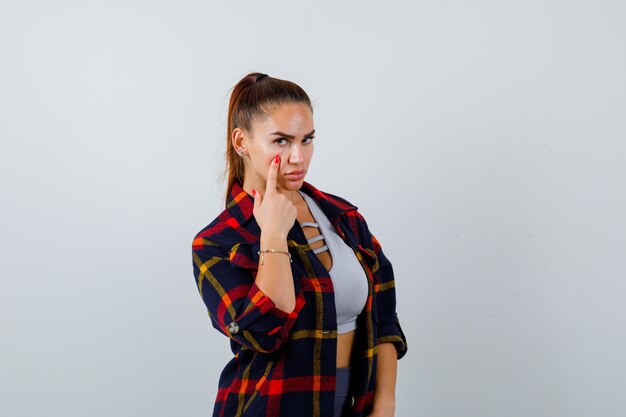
269;129;315;139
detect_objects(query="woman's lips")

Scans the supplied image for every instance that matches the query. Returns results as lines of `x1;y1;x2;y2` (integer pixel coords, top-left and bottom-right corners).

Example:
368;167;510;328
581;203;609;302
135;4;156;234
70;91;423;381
285;171;305;180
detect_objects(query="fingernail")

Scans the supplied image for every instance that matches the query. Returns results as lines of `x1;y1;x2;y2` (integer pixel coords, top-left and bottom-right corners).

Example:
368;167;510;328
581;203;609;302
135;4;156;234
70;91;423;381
252;189;256;196
275;155;280;164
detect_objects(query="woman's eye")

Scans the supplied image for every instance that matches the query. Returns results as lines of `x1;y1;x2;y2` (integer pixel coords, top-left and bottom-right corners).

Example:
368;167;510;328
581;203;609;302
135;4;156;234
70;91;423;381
274;137;314;145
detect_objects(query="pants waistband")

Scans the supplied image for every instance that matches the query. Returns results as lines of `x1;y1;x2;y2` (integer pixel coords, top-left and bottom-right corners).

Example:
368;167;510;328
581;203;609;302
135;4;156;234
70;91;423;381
335;366;351;397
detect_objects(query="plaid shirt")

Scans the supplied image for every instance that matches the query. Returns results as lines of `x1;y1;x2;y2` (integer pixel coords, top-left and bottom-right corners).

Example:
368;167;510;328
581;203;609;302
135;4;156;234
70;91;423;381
192;180;408;417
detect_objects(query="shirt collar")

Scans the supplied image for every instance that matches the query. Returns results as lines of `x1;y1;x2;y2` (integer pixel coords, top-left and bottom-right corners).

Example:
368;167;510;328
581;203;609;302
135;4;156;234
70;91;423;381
225;180;358;227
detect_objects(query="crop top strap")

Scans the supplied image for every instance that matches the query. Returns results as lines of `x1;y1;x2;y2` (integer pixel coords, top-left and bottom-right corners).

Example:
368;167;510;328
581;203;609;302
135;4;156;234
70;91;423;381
300;221;319;228
306;234;325;244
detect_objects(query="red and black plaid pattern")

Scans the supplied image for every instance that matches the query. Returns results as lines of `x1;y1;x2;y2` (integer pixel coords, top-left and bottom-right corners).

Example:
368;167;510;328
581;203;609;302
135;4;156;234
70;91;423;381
192;180;408;417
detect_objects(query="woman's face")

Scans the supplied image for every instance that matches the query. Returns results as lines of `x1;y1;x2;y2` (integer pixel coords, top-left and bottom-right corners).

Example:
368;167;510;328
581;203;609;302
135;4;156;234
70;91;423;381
241;102;315;192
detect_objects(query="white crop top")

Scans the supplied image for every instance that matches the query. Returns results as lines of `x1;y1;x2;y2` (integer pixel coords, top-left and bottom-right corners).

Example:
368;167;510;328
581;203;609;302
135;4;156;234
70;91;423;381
298;190;369;334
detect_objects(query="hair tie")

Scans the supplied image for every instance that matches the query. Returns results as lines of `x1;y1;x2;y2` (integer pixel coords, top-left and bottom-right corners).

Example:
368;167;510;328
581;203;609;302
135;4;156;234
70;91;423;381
255;73;268;82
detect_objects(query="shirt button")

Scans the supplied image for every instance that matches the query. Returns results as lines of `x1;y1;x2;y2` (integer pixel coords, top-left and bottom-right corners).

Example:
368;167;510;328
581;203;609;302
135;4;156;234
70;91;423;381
227;321;240;334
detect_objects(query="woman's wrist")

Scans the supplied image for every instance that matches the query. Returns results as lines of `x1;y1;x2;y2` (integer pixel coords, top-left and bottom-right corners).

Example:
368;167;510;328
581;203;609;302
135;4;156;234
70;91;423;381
260;230;288;250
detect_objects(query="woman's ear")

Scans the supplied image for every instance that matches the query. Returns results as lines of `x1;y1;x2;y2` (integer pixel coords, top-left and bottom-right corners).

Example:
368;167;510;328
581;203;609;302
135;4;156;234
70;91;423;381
231;127;244;151
232;127;252;156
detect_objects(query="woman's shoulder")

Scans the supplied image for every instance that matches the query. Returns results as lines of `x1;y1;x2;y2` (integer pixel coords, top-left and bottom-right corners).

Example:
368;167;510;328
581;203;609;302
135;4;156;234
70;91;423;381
300;181;362;218
302;182;378;248
311;185;370;224
191;205;263;272
191;207;245;255
318;189;358;210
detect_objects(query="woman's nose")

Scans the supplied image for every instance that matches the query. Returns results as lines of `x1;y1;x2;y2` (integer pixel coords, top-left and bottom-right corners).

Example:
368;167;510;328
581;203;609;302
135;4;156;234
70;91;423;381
289;144;303;163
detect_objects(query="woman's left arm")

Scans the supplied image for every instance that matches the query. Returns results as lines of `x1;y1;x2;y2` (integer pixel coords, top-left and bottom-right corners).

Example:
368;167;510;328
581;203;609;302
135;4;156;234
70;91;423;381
369;342;397;417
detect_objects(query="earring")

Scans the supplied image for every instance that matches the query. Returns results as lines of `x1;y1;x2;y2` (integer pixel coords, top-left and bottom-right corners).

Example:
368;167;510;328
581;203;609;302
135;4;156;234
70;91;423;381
236;148;248;158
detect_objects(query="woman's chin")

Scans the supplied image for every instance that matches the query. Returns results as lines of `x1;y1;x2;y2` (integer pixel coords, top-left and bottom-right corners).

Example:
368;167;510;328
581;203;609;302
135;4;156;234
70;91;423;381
280;178;304;190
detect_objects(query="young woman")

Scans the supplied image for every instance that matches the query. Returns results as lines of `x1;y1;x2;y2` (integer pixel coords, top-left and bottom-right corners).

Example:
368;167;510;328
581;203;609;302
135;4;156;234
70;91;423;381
192;72;408;417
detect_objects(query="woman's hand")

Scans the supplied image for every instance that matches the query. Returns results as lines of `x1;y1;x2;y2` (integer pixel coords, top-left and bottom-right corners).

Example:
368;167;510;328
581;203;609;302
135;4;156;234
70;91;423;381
252;154;298;239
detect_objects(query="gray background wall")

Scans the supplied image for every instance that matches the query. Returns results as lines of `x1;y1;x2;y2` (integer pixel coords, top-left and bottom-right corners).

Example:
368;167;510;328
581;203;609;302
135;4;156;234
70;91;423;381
1;1;625;416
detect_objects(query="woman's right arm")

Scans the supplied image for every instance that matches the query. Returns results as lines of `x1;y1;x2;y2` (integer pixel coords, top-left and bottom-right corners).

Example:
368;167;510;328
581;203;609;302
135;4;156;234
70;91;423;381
250;154;301;314
254;230;297;313
192;234;305;354
192;154;305;354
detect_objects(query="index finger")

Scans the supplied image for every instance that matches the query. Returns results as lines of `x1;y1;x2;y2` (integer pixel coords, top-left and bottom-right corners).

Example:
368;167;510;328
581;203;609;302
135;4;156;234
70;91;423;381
265;154;280;193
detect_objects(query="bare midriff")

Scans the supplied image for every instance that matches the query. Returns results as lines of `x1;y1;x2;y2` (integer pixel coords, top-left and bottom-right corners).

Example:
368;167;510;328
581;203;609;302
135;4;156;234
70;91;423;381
336;330;356;367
